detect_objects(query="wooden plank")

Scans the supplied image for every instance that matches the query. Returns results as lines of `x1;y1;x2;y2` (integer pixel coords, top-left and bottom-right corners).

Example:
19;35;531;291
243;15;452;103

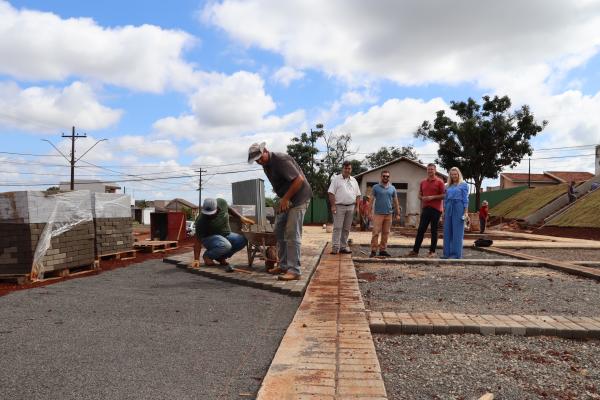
98;249;137;261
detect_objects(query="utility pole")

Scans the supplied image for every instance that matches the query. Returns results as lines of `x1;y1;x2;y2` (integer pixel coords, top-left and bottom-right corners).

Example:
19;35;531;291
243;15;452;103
63;126;87;190
196;169;207;207
42;127;107;191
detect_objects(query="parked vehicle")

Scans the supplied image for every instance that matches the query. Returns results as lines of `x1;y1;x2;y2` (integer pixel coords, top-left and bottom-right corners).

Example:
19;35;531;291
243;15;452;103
186;220;195;237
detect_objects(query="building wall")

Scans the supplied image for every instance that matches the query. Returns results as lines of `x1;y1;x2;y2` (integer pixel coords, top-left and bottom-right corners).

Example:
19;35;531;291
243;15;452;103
358;162;435;225
58;182;116;193
500;178;557;190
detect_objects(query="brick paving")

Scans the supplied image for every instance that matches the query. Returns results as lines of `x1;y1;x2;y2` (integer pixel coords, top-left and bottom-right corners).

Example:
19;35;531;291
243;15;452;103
256;246;387;400
368;311;600;339
163;232;326;297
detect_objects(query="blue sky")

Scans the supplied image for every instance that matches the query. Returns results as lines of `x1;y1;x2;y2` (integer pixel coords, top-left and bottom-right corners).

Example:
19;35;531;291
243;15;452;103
1;0;600;203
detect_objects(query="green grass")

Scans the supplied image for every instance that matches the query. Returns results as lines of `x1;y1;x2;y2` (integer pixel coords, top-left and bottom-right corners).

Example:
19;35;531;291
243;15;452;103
490;184;568;220
549;189;600;227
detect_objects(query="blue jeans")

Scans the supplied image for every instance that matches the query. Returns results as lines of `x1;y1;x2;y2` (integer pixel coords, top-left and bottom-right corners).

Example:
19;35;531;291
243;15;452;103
274;201;308;275
202;232;247;260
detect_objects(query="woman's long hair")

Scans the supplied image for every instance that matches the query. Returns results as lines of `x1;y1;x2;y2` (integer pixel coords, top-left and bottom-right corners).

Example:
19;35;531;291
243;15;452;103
447;167;464;187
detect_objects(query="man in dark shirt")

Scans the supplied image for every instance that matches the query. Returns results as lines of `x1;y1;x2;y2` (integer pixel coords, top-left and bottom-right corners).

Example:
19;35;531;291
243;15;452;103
248;142;312;281
191;198;254;272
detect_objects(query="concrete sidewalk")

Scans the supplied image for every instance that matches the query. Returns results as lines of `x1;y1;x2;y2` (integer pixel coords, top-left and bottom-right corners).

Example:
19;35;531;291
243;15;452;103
0;259;299;400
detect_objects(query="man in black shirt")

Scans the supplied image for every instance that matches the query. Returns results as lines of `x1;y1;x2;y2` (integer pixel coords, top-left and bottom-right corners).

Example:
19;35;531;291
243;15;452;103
248;142;312;281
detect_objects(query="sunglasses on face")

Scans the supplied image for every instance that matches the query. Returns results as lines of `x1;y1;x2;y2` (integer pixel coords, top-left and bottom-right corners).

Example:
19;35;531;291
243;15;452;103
382;175;390;178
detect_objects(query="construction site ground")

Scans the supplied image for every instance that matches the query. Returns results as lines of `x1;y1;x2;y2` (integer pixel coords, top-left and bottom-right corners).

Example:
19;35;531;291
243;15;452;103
1;226;599;399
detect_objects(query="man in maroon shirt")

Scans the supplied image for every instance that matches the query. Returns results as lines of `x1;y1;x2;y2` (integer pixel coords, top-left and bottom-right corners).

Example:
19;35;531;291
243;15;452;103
405;164;445;257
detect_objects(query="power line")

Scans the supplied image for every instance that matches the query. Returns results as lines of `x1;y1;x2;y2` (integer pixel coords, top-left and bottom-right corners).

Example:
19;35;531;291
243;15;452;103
0;167;263;187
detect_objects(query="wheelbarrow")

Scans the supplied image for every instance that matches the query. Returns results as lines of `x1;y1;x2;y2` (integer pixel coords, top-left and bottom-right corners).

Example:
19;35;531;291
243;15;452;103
242;231;278;271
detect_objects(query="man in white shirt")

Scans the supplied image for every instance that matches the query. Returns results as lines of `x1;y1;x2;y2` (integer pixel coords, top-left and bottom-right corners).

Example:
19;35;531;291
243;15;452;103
328;160;361;255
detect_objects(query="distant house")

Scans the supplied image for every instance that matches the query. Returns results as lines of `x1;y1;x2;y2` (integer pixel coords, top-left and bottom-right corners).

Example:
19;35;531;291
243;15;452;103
165;198;199;218
58;180;121;193
500;171;595;189
141;199;199;218
353;157;447;226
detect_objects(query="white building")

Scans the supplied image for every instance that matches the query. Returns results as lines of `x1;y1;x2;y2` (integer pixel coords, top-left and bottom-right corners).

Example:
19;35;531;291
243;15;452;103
59;180;121;193
354;157;447;227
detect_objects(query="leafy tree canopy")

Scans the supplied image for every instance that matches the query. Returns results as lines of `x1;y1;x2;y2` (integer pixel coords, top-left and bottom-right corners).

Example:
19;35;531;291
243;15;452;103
415;95;547;208
364;146;420;168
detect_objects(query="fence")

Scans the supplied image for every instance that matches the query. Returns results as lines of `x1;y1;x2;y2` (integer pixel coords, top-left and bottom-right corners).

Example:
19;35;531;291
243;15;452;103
468;186;528;212
303;197;329;224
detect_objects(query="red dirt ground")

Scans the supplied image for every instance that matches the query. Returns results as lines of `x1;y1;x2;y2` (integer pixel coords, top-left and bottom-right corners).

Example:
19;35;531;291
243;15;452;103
534;226;600;241
0;237;196;298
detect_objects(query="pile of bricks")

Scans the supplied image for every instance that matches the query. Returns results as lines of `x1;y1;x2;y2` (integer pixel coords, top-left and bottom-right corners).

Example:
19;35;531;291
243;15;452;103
38;221;95;273
0;222;35;275
94;217;133;256
92;193;133;257
0;190;95;276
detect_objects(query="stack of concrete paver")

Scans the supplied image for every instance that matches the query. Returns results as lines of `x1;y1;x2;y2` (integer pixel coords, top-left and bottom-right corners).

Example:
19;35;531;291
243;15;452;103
92;193;133;257
0;190;94;277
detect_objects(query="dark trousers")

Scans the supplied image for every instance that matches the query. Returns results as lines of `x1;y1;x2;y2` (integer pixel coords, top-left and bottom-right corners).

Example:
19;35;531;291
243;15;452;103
479;217;487;234
412;207;441;253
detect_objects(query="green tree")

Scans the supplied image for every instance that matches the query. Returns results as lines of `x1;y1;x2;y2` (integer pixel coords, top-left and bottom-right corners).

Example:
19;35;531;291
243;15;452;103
286;129;328;196
181;206;194;221
364;146;420;168
321;132;356;182
349;159;367;175
415;95;547;209
45;186;60;194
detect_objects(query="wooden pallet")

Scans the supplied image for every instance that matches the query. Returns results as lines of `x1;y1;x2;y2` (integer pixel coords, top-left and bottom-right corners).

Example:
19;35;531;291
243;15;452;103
33;261;100;282
97;249;137;262
133;240;178;253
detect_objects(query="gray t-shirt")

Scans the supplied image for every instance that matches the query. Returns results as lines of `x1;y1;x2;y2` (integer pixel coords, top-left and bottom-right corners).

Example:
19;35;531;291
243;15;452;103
263;152;312;206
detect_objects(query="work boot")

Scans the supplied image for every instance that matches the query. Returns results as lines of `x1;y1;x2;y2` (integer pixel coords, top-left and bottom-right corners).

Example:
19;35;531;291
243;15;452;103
225;264;234;273
267;267;284;275
339;248;352;254
378;250;392;257
369;251;377;258
278;271;300;281
217;257;229;266
405;251;419;257
330;249;339;255
203;255;217;266
426;251;437;258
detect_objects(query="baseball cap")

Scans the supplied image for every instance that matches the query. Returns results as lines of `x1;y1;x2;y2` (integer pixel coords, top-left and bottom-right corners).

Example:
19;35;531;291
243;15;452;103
201;198;218;215
247;142;266;163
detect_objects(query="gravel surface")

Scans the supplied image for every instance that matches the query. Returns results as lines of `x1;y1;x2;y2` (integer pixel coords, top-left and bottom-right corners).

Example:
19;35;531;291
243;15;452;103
355;245;518;260
510;248;600;262
375;334;600;400
357;263;600;316
0;259;299;400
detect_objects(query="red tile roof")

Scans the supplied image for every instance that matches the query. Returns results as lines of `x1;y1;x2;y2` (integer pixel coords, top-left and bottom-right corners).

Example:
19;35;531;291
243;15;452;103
501;173;557;183
545;171;595;183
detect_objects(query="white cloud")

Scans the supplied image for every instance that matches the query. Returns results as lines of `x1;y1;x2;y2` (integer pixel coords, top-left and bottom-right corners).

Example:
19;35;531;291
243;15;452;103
203;0;600;86
335;97;449;144
0;1;198;92
153;71;305;139
0;81;122;133
115;136;179;159
340;89;378;107
271;66;305;86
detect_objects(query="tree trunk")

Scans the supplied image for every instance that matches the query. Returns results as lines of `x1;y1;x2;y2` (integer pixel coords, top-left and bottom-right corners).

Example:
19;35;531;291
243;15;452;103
474;179;483;211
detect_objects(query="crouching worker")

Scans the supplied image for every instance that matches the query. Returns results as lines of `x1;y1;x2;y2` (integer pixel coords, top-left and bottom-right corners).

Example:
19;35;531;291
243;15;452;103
191;198;254;272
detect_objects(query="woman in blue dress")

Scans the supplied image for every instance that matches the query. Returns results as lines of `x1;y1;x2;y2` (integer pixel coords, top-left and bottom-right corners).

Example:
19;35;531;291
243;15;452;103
443;167;469;259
